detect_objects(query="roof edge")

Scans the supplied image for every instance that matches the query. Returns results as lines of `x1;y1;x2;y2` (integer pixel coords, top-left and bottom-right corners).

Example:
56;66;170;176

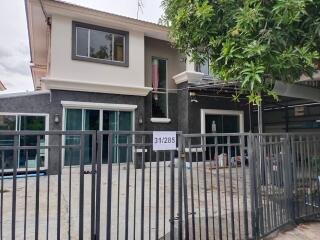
44;0;168;33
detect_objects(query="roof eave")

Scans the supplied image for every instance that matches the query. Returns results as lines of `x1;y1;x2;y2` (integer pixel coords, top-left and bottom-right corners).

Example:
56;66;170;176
43;0;169;41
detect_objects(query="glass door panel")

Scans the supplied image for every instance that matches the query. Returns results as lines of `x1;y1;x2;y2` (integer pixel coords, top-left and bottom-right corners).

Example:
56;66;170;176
118;111;132;163
19;116;46;168
65;109;82;166
84;110;100;164
102;111;132;163
0;115;16;169
205;114;240;159
102;111;118;163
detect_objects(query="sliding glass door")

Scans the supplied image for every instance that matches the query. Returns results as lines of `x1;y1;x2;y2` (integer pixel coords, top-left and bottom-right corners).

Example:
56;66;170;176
64;108;133;166
102;111;132;163
205;113;240;158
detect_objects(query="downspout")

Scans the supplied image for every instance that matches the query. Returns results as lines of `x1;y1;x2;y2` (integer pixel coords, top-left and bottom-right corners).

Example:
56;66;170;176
39;0;52;92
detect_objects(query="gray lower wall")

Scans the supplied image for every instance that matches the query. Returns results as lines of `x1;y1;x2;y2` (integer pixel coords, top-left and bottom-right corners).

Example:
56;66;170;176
0;90;145;174
0;88;252;174
187;92;251;134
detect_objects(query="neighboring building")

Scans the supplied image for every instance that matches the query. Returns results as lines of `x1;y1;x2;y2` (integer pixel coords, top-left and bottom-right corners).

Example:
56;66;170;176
0;81;6;91
0;0;319;172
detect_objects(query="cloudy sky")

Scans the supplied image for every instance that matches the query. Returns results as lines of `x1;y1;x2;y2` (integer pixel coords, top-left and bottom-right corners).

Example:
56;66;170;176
0;0;163;93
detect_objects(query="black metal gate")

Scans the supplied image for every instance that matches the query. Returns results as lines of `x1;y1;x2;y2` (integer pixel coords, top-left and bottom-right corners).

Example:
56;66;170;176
0;130;319;239
249;134;320;239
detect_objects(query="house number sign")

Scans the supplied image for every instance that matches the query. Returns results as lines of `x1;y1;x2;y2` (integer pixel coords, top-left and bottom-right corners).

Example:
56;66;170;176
153;131;177;151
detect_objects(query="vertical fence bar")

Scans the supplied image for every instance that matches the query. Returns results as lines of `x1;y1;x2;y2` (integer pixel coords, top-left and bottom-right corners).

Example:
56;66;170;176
215;136;222;240
201;136;209;240
155;151;160;240
178;134;183;240
234;144;240;240
95;133;102;240
182;143;190;240
57;133;62;240
306;136;313;215
241;135;249;240
0;150;4;240
116;134;121;240
291;136;297;221
24;150;29;240
148;146;152;240
46;147;50;240
208;145;216;240
227;136;235;240
68;144;73;240
106;133;113;240
140;136;146;240
187;138;196;240
195;147;202;240
0;150;3;240
11;135;18;240
91;132;97;239
170;149;175;240
35;135;41;240
125;135;131;240
249;134;259;239
223;144;228;240
133;138;137;240
79;134;84;240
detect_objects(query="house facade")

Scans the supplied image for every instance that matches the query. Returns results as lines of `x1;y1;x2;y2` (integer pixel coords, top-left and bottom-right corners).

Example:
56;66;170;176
0;2;250;130
1;0;319;173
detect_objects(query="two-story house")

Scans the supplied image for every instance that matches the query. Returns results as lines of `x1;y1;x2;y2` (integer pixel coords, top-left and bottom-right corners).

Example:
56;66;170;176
0;0;253;172
1;0;320;174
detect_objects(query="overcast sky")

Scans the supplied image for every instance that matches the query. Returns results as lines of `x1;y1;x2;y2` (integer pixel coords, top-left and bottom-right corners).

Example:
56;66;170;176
0;0;163;93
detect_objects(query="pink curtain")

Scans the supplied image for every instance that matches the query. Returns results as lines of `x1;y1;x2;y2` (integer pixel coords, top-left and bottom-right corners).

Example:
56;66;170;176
152;59;159;100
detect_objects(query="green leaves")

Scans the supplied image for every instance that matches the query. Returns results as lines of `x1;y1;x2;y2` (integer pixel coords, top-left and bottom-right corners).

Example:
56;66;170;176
161;0;320;105
240;62;264;91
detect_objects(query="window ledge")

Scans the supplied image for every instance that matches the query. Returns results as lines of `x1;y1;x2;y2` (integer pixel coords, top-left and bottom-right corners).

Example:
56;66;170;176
150;118;171;123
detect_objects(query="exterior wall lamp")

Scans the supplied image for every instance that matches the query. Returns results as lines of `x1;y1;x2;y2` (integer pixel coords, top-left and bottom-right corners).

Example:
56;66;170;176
190;92;198;103
54;114;60;124
138;114;143;125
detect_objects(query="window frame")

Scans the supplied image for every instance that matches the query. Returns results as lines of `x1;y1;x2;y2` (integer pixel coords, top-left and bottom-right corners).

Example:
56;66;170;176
72;21;129;67
61;103;136;166
0;112;49;172
151;57;169;120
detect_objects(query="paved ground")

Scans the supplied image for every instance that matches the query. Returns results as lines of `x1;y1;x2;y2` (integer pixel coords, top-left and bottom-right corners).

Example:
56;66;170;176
0;162;251;239
270;222;320;240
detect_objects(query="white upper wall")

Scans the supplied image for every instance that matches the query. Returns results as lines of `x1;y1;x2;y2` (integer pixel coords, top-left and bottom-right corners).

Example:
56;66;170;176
49;15;145;90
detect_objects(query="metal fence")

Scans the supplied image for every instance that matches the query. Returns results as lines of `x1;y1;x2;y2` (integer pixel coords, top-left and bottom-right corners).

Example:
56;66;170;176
250;133;320;239
0;130;319;240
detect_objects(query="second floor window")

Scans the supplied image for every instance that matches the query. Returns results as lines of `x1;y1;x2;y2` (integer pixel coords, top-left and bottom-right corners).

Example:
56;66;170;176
152;58;168;118
73;22;129;66
196;58;210;76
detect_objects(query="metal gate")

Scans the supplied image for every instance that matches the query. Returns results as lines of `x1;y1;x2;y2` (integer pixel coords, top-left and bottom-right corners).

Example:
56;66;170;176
0;130;319;239
250;133;320;239
94;131;183;239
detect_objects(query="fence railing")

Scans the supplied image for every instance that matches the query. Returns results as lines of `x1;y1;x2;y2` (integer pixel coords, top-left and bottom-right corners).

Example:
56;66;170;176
0;130;319;240
250;133;320;239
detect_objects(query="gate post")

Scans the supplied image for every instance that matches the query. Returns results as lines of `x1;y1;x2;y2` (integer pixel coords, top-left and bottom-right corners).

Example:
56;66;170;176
249;134;260;239
177;133;184;240
285;134;295;222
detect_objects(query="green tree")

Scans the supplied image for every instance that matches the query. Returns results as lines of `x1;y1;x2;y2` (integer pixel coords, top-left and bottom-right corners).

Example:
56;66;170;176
161;0;320;104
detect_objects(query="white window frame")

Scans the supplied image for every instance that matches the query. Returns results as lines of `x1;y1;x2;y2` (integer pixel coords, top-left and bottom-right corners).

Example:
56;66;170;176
151;57;170;123
61;101;136;167
0;112;49;172
200;109;244;134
